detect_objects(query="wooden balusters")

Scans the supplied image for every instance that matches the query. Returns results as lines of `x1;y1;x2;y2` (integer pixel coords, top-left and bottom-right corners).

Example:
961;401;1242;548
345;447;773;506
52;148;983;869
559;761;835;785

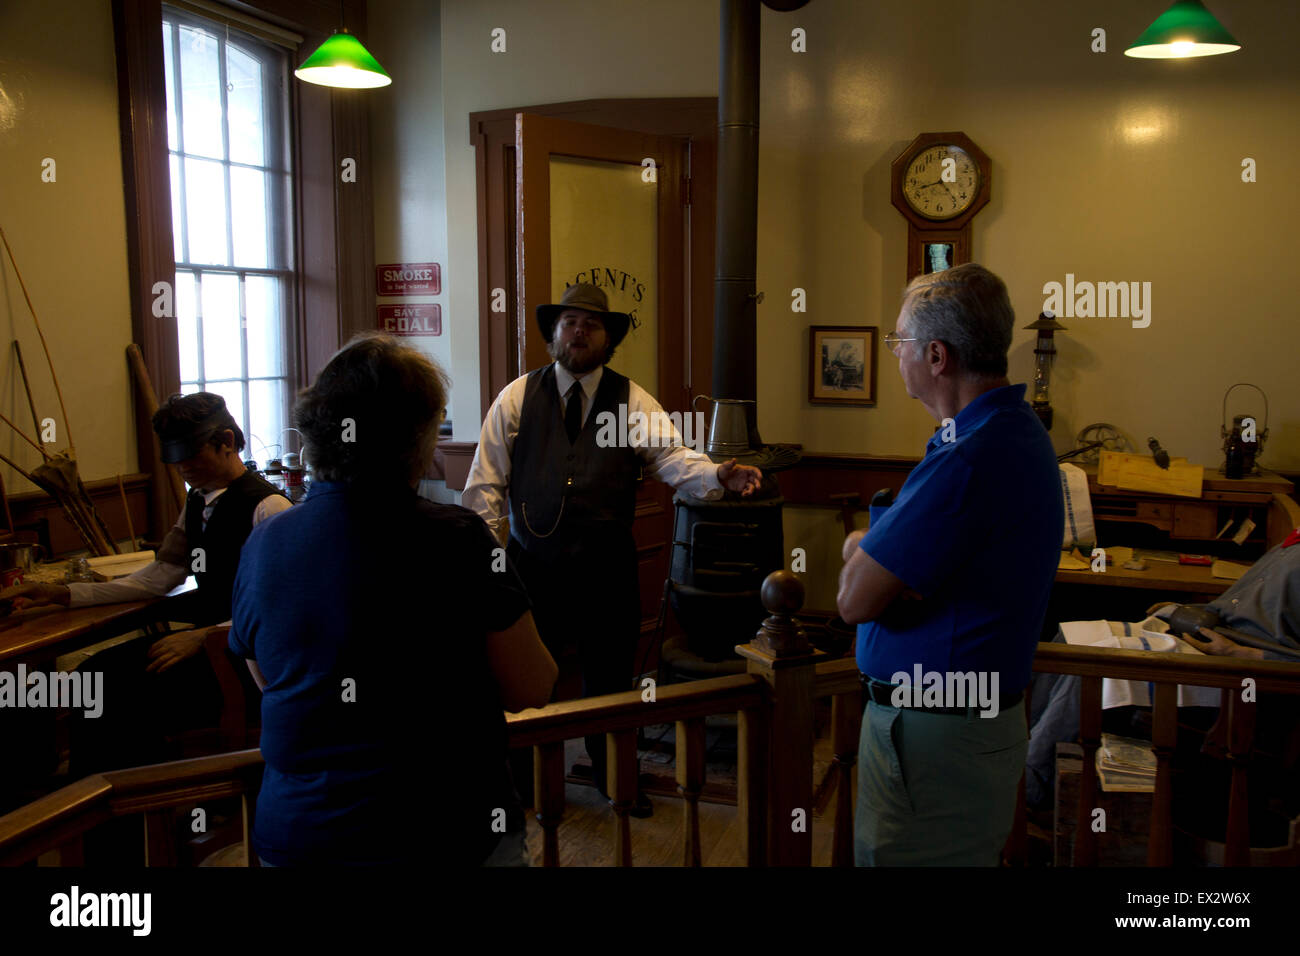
1074;675;1103;866
675;718;706;867
1147;682;1178;865
142;808;177;866
608;730;639;866
240;794;252;867
738;700;767;866
829;689;862;867
1225;689;1256;866
54;837;85;866
534;741;566;867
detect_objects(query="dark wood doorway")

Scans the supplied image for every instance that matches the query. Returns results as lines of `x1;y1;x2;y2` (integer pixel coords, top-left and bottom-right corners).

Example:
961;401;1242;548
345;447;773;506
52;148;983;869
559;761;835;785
468;97;718;653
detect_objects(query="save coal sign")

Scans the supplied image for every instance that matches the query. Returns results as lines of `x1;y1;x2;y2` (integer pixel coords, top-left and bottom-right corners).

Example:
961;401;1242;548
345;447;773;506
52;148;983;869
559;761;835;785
376;262;441;336
378;304;441;336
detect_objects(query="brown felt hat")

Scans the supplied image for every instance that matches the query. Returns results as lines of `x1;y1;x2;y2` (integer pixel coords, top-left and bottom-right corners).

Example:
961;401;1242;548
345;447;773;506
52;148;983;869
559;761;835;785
535;283;632;347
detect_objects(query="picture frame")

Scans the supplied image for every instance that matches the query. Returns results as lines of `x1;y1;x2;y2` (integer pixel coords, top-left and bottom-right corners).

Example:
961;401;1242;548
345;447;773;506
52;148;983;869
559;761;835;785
907;228;970;281
809;325;877;406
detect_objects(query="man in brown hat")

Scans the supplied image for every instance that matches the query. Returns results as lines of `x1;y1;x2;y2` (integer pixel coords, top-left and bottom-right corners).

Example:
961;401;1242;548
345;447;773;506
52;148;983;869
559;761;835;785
464;283;761;815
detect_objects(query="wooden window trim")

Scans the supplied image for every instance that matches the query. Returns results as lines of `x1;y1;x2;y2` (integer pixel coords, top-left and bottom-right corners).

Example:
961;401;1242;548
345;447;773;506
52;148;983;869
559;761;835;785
112;0;374;536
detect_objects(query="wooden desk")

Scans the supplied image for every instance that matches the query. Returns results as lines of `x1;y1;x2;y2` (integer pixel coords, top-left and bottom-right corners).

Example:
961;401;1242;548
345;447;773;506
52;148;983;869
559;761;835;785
1079;464;1295;550
0;580;199;793
1056;561;1231;597
0;580;196;665
1053;466;1297;604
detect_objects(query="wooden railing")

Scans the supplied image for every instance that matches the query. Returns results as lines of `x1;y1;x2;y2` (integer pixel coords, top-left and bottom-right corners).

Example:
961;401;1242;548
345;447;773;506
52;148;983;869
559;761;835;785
507;673;767;866
0;750;262;866
1029;642;1300;866
3;574;1299;867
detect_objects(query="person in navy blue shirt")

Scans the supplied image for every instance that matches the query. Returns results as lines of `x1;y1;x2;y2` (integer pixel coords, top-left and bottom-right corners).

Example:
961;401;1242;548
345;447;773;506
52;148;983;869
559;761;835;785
837;263;1062;866
230;334;556;866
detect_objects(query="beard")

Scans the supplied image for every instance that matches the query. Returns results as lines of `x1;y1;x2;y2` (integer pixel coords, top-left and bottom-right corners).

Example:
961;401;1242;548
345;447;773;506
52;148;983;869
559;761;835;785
551;339;607;375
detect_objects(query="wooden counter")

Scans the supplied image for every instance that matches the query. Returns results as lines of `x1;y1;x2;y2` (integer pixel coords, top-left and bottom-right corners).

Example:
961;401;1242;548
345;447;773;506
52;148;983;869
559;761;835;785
1055;561;1232;597
0;580;196;665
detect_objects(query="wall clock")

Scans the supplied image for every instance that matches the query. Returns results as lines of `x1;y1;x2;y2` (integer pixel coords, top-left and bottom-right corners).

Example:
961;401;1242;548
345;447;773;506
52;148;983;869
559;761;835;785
890;132;991;282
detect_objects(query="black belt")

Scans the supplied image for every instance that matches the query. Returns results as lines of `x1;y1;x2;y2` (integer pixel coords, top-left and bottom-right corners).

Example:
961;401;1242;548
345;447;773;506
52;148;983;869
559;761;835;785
859;674;1022;715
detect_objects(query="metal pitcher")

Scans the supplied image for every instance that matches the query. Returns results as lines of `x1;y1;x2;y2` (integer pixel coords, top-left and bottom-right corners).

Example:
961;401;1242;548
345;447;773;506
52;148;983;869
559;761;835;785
0;541;45;588
692;395;754;457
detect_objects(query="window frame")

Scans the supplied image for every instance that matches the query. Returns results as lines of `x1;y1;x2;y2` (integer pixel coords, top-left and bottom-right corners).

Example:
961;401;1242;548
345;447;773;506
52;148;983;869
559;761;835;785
162;9;297;459
113;0;375;536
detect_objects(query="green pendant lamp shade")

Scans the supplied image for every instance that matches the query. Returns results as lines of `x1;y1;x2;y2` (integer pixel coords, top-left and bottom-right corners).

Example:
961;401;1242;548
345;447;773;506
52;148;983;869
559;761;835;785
1125;0;1241;58
295;30;391;88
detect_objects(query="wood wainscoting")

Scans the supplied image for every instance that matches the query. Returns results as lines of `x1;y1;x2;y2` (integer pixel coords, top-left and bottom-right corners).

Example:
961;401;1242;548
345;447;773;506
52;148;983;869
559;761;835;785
435;444;924;660
7;473;154;557
436;444;922;509
775;451;919;509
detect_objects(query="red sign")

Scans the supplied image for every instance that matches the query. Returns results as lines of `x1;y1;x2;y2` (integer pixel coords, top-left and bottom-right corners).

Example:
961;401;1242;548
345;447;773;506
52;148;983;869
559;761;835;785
379;304;441;336
376;262;440;295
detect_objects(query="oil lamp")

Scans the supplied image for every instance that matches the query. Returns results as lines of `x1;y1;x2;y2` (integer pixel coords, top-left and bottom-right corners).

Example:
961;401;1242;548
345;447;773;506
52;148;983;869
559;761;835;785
1220;383;1268;478
1024;311;1066;430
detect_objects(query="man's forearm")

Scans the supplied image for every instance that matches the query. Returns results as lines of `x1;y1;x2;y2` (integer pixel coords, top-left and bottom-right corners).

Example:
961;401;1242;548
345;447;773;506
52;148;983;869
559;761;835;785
67;560;189;607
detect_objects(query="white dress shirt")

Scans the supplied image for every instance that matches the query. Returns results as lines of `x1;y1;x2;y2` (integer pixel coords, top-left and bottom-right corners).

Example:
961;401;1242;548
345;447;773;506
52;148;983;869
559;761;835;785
463;362;723;542
67;487;292;607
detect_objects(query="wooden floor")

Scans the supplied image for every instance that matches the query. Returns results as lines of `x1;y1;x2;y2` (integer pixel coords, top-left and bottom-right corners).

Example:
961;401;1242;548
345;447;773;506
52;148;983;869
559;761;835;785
523;736;844;866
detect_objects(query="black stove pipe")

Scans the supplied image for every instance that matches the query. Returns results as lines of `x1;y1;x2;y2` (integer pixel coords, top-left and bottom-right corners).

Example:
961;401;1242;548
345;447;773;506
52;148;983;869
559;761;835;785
713;0;762;451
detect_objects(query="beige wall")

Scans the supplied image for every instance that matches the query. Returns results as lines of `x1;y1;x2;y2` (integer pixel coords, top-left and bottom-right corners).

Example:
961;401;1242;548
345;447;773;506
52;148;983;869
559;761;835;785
368;0;457;502
369;0;450;384
438;0;718;439
430;0;1298;473
0;0;137;498
756;0;1300;471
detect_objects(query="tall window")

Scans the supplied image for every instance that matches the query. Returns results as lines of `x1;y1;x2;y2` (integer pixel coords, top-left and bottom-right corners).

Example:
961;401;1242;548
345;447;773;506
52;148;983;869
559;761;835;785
162;9;295;465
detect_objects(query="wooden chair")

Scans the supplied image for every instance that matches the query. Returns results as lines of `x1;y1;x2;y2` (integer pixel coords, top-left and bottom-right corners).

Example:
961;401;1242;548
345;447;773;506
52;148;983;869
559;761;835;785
202;624;257;752
167;624;258;759
1267;492;1300;549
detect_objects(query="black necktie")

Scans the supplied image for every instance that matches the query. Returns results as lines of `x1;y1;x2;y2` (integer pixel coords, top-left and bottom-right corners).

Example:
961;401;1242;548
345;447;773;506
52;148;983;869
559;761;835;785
565;384;583;443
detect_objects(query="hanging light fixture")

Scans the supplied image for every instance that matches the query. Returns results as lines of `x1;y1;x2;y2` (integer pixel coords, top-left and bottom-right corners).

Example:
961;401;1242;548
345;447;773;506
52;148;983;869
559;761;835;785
295;1;390;91
1125;0;1241;59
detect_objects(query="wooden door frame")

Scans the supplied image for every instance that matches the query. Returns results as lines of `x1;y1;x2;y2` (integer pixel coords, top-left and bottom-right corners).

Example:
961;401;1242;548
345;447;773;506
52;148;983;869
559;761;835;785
515;113;688;409
468;97;717;424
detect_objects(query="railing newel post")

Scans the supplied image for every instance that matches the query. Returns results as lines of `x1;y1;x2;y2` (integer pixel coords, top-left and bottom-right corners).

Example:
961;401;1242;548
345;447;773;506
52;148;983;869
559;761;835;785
736;570;820;867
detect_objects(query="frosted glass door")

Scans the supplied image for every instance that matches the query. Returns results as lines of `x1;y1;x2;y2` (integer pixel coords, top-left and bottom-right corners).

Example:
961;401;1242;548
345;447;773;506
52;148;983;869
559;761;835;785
548;155;658;398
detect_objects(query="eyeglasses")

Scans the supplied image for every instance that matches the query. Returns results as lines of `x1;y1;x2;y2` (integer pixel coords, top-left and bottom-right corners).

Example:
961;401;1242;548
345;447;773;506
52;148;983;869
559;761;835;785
883;331;919;354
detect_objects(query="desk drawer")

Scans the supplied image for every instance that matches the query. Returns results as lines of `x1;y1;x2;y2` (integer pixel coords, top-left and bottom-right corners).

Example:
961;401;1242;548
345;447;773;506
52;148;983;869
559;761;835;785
1171;501;1218;539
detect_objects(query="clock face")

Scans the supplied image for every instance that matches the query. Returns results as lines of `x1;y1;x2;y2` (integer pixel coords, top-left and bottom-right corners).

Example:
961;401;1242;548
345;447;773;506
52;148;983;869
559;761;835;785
903;145;980;220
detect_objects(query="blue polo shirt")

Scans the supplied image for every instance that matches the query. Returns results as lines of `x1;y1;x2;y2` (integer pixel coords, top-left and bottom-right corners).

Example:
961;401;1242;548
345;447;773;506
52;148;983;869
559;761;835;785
856;384;1062;691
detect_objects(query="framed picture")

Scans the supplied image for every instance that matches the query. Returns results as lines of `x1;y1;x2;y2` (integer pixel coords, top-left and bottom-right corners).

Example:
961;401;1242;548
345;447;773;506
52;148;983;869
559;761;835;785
907;229;970;281
809;325;877;406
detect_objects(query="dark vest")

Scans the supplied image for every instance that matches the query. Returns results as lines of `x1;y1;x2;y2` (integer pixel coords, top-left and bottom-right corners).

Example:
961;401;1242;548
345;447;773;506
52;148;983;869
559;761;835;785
184;468;287;625
508;365;641;559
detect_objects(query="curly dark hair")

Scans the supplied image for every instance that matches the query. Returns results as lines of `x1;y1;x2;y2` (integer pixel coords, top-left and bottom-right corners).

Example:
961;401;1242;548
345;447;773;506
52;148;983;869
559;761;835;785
295;333;449;484
151;392;245;453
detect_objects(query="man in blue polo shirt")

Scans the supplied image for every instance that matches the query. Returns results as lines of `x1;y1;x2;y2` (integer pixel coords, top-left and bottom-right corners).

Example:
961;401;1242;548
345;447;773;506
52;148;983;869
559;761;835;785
837;263;1062;866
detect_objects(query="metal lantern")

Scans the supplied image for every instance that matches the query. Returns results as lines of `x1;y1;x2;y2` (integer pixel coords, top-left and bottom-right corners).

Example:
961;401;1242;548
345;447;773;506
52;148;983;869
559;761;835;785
1220;383;1268;478
1024;311;1067;430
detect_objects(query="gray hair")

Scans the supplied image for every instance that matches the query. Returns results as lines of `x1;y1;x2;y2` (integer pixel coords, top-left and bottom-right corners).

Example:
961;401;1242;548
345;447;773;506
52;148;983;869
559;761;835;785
901;263;1013;378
